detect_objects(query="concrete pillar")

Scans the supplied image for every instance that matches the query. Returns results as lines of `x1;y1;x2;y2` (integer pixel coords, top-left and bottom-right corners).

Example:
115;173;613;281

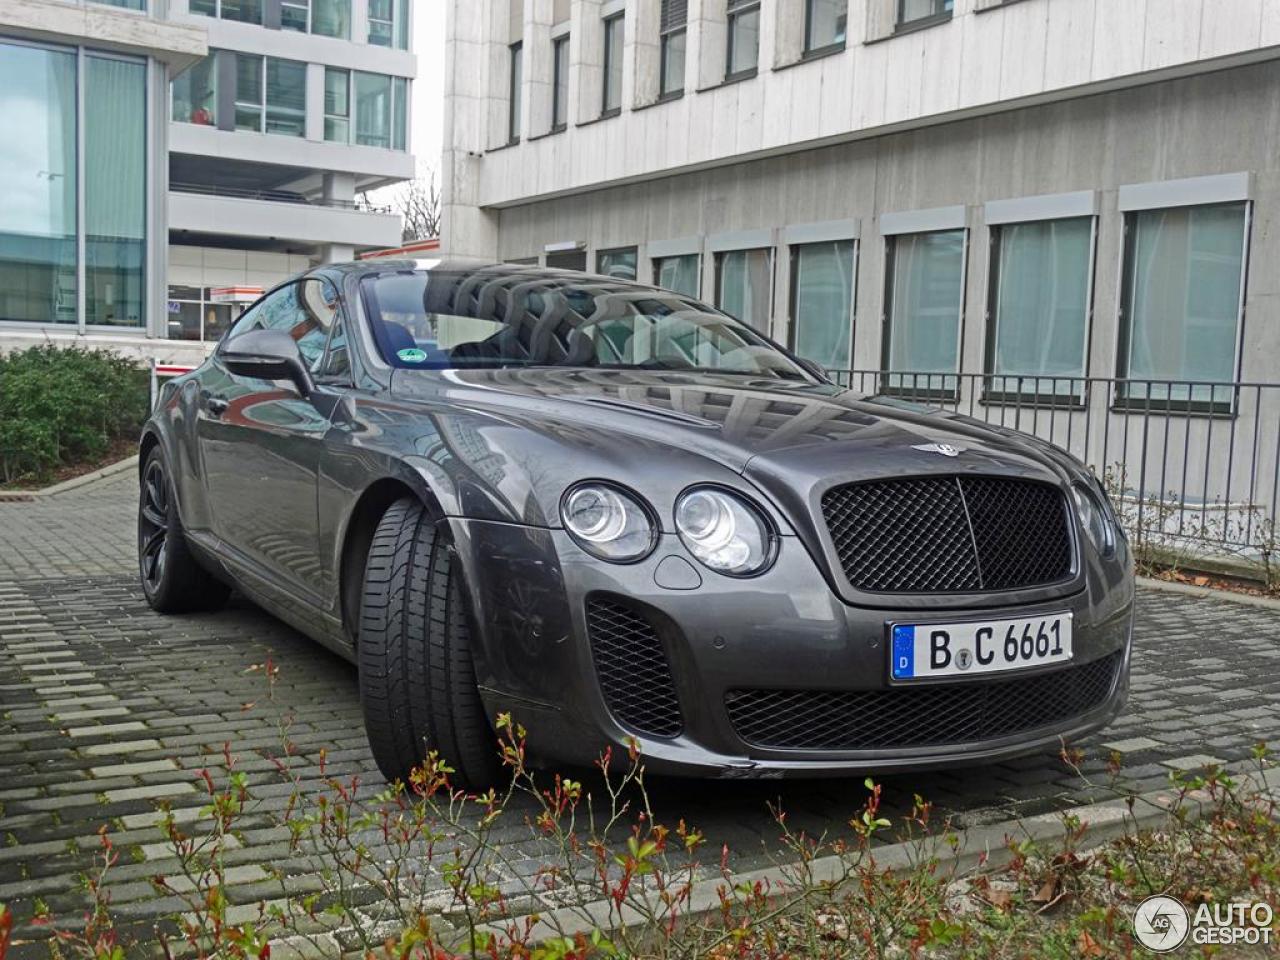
322;243;356;262
571;0;604;123
305;62;325;141
526;0;553;136
352;0;370;45
689;0;726;90
630;0;659;107
442;0;501;256
322;172;357;203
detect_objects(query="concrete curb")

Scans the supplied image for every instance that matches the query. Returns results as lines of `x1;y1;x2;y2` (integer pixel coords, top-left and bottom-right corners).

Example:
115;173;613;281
1137;574;1280;612
455;760;1280;953
0;455;138;502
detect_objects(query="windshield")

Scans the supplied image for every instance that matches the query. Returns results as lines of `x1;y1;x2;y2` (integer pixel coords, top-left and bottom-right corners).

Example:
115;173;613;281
360;266;808;379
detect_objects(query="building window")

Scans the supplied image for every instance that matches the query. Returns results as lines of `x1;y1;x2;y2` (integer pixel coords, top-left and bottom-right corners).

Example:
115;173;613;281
0;42;78;326
313;0;351;38
597;247;638;281
172;53;218;126
190;0;262;24
790;240;855;371
659;0;687;98
324;67;350;142
368;0;408;48
546;248;587;271
602;13;624;116
1118;203;1248;409
883;229;966;396
392;76;408;150
167;287;236;341
327;69;407;149
552;35;569;130
726;0;760;80
281;0;309;31
94;0;145;10
508;42;522;142
987;218;1093;400
716;248;773;332
805;0;847;54
355;72;393;148
86;56;146;327
0;42;149;331
234;55;306;136
654;254;700;297
898;0;953;29
280;0;350;36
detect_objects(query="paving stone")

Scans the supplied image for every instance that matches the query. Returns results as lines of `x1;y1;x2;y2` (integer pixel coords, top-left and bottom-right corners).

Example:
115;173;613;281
67;721;148;738
1101;736;1164;753
1159;754;1228;772
51;707;131;723
80;738;163;756
89;759;181;778
101;782;197;804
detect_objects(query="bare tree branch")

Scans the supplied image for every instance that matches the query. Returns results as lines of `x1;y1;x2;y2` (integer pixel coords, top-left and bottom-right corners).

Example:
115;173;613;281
394;168;442;242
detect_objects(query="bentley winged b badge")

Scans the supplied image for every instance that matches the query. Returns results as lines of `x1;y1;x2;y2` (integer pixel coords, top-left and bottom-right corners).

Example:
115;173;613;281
911;441;965;457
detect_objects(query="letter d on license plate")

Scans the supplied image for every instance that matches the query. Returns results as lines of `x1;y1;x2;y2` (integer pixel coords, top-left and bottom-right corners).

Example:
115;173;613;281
890;613;1073;681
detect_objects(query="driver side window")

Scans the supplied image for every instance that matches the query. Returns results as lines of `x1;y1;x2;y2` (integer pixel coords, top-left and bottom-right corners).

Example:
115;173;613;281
223;279;338;370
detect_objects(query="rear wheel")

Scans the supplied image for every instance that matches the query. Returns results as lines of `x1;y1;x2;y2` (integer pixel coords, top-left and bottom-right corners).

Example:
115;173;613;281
137;447;230;613
357;496;500;788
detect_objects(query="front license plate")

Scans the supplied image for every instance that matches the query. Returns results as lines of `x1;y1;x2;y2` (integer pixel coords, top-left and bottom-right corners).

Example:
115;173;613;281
890;613;1073;681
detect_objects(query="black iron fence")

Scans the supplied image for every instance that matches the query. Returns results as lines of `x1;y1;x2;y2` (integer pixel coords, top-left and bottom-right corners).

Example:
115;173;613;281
829;371;1280;576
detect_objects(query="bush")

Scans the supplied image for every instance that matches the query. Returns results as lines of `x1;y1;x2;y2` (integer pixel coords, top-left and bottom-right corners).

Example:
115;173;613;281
0;345;148;485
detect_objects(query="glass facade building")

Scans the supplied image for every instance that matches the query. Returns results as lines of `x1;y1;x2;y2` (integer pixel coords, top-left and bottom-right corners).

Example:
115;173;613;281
0;38;149;330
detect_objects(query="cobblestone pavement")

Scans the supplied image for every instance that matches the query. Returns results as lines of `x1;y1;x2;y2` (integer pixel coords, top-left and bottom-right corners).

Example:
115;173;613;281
2;473;1280;954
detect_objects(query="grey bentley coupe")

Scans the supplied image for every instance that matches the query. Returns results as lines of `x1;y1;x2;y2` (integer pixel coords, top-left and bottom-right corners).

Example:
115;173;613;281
137;259;1134;786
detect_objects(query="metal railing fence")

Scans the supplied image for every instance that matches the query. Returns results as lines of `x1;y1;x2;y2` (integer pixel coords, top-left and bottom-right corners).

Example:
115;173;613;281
828;370;1280;570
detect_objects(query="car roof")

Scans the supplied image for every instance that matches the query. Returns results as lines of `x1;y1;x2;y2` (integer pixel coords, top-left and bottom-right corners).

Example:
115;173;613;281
312;256;657;291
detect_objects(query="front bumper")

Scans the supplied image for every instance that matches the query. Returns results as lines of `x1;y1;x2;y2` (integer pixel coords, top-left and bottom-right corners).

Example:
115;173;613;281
451;519;1135;779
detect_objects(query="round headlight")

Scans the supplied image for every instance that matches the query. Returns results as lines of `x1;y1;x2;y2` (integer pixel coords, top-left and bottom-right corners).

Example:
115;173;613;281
1071;484;1115;557
675;487;775;576
561;483;657;563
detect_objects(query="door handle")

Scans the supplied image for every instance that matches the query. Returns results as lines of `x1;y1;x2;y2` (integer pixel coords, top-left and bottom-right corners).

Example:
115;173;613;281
202;393;229;417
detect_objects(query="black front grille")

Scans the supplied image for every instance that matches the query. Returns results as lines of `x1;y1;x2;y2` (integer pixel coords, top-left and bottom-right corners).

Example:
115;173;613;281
822;476;1073;593
725;651;1121;751
586;598;683;738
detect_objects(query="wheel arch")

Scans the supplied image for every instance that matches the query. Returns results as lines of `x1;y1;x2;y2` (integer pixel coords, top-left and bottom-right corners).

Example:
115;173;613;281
338;475;446;647
138;428;162;476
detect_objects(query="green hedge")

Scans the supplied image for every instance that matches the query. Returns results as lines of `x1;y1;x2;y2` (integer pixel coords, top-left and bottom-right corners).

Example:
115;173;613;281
0;345;149;486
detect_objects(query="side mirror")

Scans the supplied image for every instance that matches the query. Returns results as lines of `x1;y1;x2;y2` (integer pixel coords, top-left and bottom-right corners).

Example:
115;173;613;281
220;329;315;397
793;356;831;383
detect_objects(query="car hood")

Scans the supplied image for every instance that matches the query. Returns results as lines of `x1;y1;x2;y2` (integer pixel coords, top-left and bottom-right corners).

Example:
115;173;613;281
388;367;1076;485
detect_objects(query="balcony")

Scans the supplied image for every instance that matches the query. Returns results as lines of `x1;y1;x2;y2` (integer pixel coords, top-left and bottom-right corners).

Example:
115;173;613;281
168;182;401;249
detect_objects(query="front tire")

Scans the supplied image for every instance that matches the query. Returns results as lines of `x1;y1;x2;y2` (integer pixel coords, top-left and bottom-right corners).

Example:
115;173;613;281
137;447;230;614
357;497;500;789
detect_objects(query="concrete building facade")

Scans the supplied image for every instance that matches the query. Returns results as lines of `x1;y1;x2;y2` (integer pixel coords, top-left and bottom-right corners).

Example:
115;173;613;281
440;0;1280;561
1;0;415;362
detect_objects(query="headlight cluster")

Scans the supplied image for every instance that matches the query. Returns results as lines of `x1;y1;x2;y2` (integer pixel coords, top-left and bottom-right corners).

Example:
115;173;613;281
674;488;774;576
561;484;657;562
1071;483;1116;557
560;482;776;576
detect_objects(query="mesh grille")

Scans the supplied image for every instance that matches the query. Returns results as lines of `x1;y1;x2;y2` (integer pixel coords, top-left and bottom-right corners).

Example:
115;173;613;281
725;652;1121;751
821;476;1073;593
587;598;683;738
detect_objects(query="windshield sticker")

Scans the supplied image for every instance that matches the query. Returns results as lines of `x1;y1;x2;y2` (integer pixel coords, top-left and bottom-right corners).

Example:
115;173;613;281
396;348;428;363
